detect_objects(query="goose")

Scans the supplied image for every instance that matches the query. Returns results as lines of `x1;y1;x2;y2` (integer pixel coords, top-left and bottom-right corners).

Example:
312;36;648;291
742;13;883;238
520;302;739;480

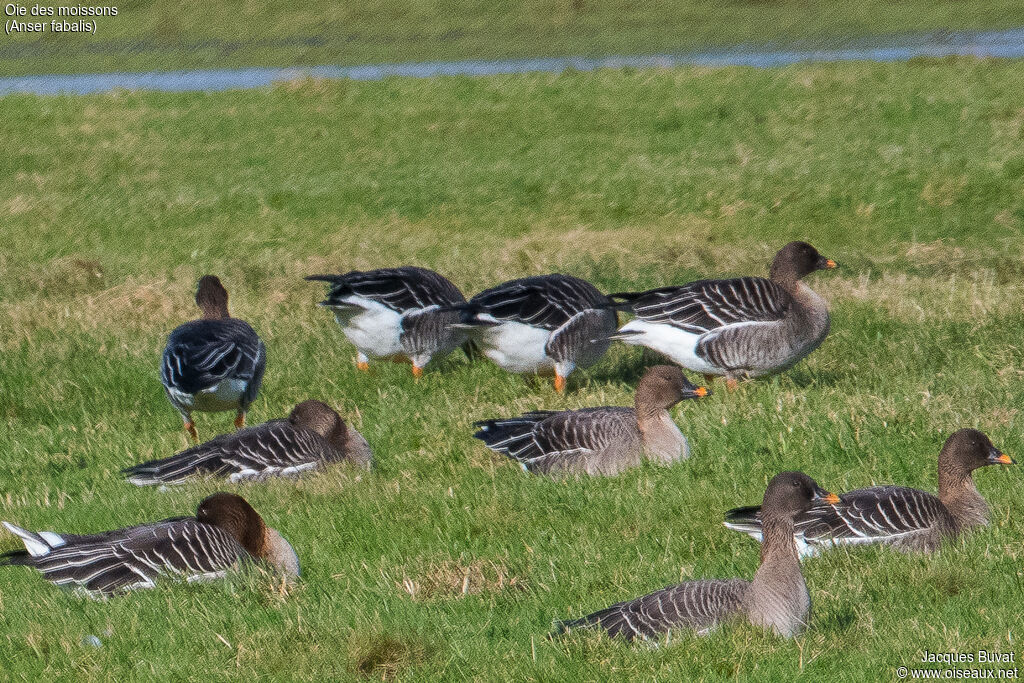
122;399;373;485
456;273;617;392
0;493;299;596
161;275;266;442
473;365;708;476
555;472;839;640
305;266;469;377
723;429;1014;555
608;242;837;389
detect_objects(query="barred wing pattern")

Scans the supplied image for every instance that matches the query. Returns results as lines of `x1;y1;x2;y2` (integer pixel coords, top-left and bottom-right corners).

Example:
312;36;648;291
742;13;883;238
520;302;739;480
161;319;266;398
612;277;791;334
123;419;338;484
725;486;952;549
800;486;951;544
473;408;638;472
559;579;749;640
0;519;249;594
308;267;466;313
467;275;610;331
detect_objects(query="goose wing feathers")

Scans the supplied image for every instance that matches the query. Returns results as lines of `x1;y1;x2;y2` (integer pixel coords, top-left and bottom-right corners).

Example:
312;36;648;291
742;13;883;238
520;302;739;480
1;519;248;594
611;277;791;334
122;420;333;484
725;486;949;546
799;486;948;543
161;319;265;395
474;408;636;470
559;579;749;640
468;275;609;330
307;267;465;313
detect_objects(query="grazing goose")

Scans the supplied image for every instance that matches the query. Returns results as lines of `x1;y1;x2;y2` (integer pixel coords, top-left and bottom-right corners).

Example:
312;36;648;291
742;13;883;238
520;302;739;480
305;266;469;377
609;242;837;389
456;274;617;392
723;429;1014;555
161;275;266;442
555;472;839;640
123;400;373;485
0;493;299;596
473;365;707;476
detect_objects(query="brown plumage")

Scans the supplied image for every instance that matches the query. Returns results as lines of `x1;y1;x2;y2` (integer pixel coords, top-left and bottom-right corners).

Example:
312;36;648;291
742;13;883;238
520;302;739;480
556;472;839;640
609;241;837;385
724;429;1014;555
473;365;708;476
1;493;299;596
123;399;373;485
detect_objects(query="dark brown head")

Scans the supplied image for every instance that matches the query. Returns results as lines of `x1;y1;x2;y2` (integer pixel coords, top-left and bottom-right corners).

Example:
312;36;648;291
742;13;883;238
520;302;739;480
195;275;230;320
195;492;265;558
289;400;347;449
768;242;837;285
634;365;709;411
761;471;839;520
939;429;1013;477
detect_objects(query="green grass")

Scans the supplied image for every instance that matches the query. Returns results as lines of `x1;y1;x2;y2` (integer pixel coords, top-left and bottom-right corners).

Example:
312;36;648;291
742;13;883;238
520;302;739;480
1;0;1023;76
1;58;1024;680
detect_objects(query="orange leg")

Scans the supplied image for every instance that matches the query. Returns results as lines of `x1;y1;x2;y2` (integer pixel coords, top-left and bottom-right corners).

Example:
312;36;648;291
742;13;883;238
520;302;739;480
184;421;199;443
554;374;567;393
234;412;245;430
412;365;424;379
725;377;739;392
356;360;370;372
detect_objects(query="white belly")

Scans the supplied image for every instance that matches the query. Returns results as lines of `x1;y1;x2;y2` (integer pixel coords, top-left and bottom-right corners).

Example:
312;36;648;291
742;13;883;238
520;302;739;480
331;298;403;358
477;321;554;373
190;378;247;412
617;320;721;375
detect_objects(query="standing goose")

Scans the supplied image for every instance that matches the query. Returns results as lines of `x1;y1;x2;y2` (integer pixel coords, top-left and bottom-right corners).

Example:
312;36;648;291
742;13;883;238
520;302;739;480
556;472;839;640
456;274;617;392
161;275;266;442
0;493;299;596
609;242;837;389
473;365;708;477
123;399;373;485
306;266;469;377
723;429;1014;555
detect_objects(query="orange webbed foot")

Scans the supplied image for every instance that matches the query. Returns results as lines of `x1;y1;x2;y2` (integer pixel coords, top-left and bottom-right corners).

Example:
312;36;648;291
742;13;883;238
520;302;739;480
234;413;245;430
554;374;567;393
725;377;739;392
356;360;370;372
184;421;199;443
412;365;424;379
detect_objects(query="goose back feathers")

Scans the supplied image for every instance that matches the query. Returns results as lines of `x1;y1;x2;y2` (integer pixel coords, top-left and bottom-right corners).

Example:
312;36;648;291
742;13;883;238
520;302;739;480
610;242;836;379
474;365;707;476
458;274;617;391
556;472;838;640
123;400;373;485
1;493;298;596
161;276;266;439
306;266;468;375
723;429;1013;555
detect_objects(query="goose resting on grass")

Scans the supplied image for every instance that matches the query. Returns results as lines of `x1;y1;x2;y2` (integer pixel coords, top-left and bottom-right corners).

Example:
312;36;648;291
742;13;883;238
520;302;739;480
455;274;617;392
123;399;373;485
555;472;839;640
306;266;470;377
723;429;1014;555
608;242;837;389
161;275;266;442
0;493;299;596
473;365;708;477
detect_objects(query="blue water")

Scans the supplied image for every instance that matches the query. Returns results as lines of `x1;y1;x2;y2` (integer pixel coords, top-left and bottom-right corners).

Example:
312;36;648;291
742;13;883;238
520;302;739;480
1;27;1022;96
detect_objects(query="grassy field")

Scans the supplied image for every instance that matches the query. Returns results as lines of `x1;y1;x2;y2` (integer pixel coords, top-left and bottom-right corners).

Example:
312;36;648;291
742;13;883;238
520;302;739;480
1;57;1024;680
1;0;1024;76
